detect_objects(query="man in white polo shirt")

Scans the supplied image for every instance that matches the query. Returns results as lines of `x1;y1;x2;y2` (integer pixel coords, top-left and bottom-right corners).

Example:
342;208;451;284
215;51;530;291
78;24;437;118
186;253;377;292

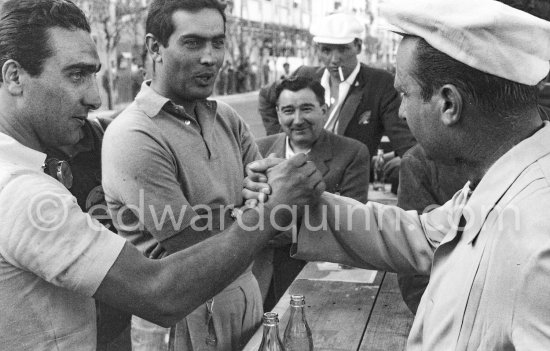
0;1;324;350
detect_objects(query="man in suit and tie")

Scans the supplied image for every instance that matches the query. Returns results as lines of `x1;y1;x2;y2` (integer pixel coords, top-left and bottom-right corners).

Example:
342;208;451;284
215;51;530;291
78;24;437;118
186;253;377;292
253;76;370;309
258;12;416;178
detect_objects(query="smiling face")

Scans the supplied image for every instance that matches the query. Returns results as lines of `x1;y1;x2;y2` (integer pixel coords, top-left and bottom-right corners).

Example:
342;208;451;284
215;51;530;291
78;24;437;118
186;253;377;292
317;41;360;81
22;27;101;149
157;8;225;106
277;88;327;150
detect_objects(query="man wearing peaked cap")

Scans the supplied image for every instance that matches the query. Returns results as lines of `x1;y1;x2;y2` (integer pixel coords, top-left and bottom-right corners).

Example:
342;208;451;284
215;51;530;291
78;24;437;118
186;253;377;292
394;0;550;316
258;12;416;178
245;0;550;349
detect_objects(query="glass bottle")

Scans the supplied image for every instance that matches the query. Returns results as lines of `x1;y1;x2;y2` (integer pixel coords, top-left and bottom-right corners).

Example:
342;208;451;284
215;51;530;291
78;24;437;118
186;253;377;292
373;148;386;191
283;295;313;351
258;312;285;351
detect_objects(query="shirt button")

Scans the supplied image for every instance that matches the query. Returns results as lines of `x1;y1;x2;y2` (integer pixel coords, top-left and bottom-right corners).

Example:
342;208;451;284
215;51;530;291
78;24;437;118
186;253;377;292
184;120;191;126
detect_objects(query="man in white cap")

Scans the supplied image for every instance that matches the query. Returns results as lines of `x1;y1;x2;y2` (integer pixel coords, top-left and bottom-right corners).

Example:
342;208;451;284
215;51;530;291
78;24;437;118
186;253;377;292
245;0;550;349
258;12;416;173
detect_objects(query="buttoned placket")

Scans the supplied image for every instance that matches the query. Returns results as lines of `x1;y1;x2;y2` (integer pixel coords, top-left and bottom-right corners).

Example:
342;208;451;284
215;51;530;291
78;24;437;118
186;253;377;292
165;103;215;159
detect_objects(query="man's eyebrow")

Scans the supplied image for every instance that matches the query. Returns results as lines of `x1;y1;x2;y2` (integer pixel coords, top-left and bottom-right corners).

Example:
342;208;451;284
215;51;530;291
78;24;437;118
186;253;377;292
279;104;296;110
178;33;226;41
64;63;102;73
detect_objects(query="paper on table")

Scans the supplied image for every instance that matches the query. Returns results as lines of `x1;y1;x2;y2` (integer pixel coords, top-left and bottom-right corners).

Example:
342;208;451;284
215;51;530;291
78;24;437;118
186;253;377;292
298;262;378;283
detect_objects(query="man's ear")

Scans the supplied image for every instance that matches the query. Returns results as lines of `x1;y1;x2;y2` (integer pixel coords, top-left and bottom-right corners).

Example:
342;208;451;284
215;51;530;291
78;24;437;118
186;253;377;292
320;103;328;116
354;39;362;54
2;59;23;95
438;84;462;126
145;34;163;63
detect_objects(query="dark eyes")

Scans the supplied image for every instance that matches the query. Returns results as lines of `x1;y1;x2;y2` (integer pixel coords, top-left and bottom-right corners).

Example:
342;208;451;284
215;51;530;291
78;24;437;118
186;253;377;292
213;38;225;49
183;38;225;50
70;71;95;84
183;39;200;49
281;106;314;115
281;108;295;115
70;71;84;81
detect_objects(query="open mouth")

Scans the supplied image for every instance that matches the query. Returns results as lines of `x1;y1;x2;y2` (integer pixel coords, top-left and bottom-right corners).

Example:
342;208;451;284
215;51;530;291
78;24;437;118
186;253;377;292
195;72;215;85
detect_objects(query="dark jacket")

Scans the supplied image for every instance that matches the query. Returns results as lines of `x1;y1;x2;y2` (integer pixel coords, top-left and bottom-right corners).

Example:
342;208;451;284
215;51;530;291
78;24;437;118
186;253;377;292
257;130;370;202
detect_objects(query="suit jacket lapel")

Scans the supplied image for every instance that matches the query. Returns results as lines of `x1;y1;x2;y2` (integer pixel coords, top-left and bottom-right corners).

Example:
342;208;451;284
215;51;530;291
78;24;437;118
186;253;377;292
307;131;332;177
265;133;287;158
337;65;369;135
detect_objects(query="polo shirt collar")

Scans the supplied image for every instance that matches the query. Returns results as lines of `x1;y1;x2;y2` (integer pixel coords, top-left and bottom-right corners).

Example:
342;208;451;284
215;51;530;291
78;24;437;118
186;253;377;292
0;132;46;171
134;80;218;121
463;121;550;243
135;80;171;118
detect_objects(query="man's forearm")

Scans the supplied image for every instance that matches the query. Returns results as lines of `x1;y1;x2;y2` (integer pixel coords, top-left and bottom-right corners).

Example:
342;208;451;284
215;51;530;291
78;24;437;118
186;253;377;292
153;204;288;325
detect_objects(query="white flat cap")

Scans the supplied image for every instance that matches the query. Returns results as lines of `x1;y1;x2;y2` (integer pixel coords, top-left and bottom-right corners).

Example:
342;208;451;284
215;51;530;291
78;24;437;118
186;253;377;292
310;13;365;45
381;0;550;85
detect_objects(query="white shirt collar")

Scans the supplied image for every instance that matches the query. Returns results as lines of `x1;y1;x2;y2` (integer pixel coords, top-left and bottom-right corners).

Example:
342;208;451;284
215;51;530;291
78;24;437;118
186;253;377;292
322;62;361;132
0;132;46;171
284;136;310;159
321;62;361;108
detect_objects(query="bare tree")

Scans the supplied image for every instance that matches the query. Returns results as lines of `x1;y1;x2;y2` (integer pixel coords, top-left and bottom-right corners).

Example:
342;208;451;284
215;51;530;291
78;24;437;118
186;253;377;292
75;0;148;109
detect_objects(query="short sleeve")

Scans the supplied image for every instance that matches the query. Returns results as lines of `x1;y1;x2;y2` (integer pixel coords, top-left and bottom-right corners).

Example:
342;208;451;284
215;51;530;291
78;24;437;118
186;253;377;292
102;116;197;242
0;172;125;297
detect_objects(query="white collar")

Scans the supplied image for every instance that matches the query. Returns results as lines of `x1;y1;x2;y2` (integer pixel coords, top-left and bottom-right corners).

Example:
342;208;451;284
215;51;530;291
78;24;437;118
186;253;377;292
285;136;310;159
321;62;361;107
0;132;46;171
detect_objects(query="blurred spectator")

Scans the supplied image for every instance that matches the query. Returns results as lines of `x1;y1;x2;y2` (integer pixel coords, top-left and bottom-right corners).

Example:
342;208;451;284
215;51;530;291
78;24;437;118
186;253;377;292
227;61;235;94
262;59;271;86
250;61;259;90
236;58;250;93
130;59;145;99
280;62;290;80
216;60;231;95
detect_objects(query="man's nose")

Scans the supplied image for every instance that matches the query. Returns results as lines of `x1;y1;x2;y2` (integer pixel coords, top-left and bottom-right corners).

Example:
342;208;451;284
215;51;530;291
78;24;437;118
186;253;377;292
398;104;406;120
84;77;102;110
200;42;216;65
292;111;305;123
328;51;341;63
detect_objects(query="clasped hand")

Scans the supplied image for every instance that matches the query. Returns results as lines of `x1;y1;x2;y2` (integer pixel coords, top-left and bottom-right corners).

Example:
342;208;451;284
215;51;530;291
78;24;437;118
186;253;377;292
242;153;325;210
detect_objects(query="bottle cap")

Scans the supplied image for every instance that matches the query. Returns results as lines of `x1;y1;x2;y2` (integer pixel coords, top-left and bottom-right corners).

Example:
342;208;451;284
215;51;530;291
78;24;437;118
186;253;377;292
290;294;306;306
262;312;279;325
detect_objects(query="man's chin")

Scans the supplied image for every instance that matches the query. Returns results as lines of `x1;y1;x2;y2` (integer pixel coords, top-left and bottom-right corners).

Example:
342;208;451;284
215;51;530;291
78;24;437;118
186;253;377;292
192;86;215;99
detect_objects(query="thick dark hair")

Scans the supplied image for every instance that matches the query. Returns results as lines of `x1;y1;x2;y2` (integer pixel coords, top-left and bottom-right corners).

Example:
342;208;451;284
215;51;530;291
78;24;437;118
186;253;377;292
275;76;326;106
146;0;226;47
0;0;90;81
410;36;538;118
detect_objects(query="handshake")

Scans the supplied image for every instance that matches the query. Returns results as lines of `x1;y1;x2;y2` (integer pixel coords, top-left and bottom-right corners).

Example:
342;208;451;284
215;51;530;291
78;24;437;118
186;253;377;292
242;153;326;225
